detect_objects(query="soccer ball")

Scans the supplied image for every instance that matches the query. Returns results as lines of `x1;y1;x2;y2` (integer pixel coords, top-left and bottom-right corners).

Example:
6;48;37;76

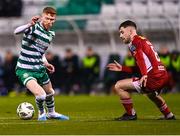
17;102;35;120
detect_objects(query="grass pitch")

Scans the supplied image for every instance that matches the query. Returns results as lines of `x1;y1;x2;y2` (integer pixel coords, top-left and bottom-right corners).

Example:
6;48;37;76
0;93;179;135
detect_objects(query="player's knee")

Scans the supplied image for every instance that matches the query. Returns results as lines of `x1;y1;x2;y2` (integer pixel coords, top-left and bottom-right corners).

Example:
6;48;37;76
114;81;124;93
50;89;55;95
34;90;46;98
114;82;119;92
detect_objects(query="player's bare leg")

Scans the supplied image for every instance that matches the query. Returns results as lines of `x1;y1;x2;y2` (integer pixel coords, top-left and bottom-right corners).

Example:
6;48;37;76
43;82;69;120
26;80;47;121
146;92;175;120
114;78;137;120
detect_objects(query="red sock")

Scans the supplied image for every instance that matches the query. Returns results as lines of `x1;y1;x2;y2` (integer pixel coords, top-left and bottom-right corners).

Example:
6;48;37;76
148;95;173;118
121;98;135;115
159;103;171;117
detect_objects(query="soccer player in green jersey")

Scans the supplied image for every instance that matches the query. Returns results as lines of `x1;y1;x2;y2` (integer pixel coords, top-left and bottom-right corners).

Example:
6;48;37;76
14;7;69;121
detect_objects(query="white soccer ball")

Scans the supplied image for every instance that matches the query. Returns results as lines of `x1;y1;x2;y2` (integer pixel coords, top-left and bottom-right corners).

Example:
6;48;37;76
17;102;35;120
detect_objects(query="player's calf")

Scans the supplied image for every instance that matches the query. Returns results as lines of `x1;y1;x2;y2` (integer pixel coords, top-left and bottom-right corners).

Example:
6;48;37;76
147;92;175;120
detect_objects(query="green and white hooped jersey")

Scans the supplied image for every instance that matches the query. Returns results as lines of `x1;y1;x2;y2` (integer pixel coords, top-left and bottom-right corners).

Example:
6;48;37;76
16;22;55;71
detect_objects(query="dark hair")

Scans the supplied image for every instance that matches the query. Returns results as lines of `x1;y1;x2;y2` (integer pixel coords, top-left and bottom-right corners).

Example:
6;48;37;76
119;20;137;30
43;7;56;15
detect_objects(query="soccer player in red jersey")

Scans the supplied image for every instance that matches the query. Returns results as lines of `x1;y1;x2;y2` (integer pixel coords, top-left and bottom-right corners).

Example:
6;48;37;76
107;20;175;121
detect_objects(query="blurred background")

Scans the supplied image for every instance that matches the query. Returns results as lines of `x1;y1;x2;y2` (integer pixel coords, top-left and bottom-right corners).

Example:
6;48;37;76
0;0;179;96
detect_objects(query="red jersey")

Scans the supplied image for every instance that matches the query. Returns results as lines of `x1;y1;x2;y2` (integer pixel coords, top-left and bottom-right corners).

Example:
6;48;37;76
122;35;165;76
122;35;169;91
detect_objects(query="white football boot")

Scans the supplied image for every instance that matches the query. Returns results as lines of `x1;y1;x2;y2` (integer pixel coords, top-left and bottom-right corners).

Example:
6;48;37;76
38;113;47;121
47;112;69;120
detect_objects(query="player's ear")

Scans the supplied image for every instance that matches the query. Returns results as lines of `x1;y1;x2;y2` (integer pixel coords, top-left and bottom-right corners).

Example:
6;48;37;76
129;28;133;34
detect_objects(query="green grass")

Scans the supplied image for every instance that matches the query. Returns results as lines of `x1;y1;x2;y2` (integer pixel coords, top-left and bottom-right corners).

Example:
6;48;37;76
0;93;180;135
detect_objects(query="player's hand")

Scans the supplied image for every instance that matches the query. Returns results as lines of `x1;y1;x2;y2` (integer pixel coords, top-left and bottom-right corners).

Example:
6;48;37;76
140;75;148;88
44;62;55;74
30;15;40;26
106;60;122;71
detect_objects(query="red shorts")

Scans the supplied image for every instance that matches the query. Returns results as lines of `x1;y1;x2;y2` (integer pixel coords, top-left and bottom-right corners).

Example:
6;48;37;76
132;70;169;93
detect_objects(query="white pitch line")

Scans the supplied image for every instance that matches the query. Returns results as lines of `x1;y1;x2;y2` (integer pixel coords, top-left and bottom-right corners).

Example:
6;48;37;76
0;117;18;119
0;122;55;125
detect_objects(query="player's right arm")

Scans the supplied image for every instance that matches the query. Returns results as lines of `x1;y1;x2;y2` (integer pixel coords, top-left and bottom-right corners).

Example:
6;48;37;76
14;16;40;35
107;60;140;73
107;60;122;71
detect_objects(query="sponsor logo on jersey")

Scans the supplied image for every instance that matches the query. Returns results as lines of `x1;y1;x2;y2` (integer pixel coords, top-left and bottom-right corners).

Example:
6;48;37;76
129;45;137;56
129;45;136;52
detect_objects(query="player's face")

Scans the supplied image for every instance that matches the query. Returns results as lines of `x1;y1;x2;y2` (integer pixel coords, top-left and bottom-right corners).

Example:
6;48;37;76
119;27;131;44
41;13;56;30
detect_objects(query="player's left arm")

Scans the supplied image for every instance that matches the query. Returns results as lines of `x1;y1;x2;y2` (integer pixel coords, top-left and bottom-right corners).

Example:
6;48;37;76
133;44;148;87
42;54;55;74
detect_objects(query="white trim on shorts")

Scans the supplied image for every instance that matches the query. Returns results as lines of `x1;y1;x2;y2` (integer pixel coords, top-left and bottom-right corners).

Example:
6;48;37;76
42;79;50;85
24;77;37;86
132;79;142;93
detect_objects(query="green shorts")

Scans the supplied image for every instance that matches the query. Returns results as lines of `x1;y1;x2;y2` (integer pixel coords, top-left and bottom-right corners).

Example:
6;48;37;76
16;68;50;86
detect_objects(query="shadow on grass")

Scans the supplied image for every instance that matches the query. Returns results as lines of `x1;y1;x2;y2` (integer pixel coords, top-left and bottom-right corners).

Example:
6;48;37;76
72;117;178;123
